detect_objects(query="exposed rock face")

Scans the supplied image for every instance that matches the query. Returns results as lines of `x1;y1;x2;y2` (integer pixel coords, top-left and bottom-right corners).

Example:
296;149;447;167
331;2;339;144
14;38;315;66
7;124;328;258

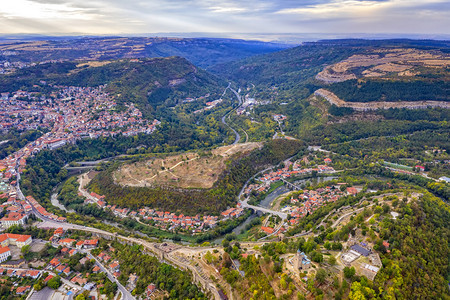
315;88;450;111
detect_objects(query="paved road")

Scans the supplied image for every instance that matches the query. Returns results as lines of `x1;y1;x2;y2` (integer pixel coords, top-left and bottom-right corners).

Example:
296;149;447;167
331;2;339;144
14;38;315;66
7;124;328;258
229;87;242;106
85;251;135;300
221;114;240;145
220;85;245;145
28;287;54;300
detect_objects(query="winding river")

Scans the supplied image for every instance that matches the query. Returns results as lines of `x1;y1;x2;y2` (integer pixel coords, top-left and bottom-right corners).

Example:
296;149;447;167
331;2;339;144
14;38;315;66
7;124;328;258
213;175;338;244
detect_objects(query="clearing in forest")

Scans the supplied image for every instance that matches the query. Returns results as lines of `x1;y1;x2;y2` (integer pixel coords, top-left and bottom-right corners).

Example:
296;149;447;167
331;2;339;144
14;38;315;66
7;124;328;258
114;142;263;189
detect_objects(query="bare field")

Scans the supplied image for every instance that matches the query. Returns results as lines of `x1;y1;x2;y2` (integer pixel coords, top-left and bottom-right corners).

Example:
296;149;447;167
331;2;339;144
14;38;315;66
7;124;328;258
316;48;450;83
76;61;112;68
114;142;263;189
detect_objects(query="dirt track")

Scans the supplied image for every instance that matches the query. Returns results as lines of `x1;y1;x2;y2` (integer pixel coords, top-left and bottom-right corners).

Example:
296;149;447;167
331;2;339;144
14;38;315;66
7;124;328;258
114;142;262;189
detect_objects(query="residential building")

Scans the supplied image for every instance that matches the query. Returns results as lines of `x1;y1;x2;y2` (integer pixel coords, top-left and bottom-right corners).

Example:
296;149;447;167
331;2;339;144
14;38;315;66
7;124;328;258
0;213;27;228
0;246;11;262
0;234;32;248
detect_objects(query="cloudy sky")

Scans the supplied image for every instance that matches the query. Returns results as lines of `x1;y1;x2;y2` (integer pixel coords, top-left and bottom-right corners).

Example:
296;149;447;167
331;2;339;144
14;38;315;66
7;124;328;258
1;0;449;38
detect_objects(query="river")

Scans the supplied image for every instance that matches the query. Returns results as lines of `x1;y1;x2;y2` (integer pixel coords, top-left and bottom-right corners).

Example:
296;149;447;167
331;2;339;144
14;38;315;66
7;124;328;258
212;175;338;244
260;176;338;208
50;192;75;213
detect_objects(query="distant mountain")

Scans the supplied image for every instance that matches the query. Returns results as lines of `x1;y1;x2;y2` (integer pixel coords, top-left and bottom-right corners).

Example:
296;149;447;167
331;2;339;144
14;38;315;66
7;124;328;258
0;37;291;68
211;39;450;102
210;41;358;86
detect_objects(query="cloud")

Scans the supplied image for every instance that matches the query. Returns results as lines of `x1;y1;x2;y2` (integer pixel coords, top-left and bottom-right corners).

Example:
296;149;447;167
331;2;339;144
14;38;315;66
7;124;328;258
0;0;449;35
0;0;102;20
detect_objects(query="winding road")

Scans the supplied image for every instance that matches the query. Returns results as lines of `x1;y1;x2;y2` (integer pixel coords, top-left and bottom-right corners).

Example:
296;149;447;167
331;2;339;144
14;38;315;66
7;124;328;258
220;84;247;145
16;169;221;299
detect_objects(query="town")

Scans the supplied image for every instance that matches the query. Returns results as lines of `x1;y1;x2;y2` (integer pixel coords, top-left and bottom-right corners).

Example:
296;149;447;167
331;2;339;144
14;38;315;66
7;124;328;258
244;158;336;196
83;187;244;234
0;85;160;181
0;226;164;299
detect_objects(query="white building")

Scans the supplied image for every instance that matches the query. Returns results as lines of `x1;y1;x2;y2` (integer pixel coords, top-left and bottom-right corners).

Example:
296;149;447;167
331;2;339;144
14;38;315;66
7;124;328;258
0;234;32;248
0;214;27;228
0;246;11;262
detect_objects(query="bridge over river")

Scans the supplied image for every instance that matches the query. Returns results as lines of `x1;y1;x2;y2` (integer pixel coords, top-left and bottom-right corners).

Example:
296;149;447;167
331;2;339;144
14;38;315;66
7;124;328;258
239;199;288;220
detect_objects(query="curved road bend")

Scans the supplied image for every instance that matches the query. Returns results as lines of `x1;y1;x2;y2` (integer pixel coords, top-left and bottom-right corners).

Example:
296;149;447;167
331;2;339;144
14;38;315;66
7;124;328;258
17;172;219;299
35;218;221;300
221;85;244;145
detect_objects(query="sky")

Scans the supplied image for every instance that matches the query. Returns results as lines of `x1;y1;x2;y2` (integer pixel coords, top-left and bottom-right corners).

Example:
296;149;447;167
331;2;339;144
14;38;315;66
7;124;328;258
1;0;449;39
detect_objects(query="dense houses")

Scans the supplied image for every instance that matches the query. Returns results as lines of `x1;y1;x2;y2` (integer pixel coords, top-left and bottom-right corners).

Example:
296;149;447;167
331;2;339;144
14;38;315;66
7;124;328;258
82;188;247;233
0;268;41;279
0;58;69;75
244;160;336;197
0;227;144;298
50;228;99;250
221;207;245;219
0;85;160;183
25;195;66;222
0;60;35;74
0;85;161;225
285;186;345;225
259;162;335;184
0;193;33;228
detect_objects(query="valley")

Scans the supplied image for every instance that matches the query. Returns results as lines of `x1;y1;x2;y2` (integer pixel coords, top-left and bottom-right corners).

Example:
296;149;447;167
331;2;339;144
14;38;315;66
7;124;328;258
0;37;448;300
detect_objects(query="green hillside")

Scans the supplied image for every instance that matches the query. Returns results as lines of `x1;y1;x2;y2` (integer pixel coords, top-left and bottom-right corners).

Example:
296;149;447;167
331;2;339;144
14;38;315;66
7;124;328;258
0;57;227;118
59;57;227;116
212;39;450;103
210;42;358;86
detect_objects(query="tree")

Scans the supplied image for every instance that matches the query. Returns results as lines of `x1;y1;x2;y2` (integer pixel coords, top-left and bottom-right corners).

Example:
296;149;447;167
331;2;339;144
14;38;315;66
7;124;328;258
48;276;62;289
315;268;327;284
344;266;356;279
21;245;31;255
332;242;343;251
222;252;232;269
328;255;337;265
310;251;323;263
33;279;45;291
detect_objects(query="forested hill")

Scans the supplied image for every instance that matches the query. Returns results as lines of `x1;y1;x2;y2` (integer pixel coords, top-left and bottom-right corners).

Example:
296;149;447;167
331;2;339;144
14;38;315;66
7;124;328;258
0;57;227;117
0;37;291;68
210;39;450;86
209;41;361;86
58;57;228;116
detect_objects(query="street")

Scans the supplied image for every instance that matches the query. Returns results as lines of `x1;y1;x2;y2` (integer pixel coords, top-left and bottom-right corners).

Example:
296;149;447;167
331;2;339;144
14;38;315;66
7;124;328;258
85;251;135;300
